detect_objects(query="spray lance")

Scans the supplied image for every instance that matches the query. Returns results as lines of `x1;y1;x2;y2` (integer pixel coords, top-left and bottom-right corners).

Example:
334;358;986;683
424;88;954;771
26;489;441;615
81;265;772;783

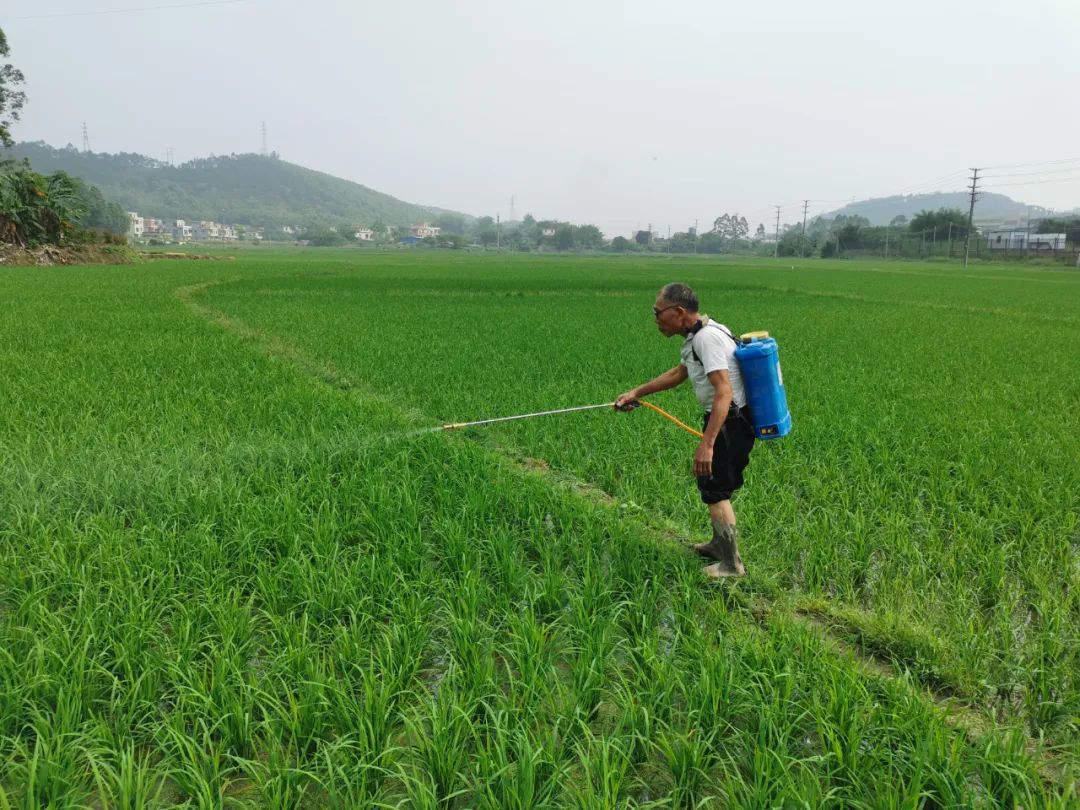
439;400;704;438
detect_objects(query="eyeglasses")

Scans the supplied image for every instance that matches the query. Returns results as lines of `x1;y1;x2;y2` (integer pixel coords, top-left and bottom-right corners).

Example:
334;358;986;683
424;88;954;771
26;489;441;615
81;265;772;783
653;304;680;319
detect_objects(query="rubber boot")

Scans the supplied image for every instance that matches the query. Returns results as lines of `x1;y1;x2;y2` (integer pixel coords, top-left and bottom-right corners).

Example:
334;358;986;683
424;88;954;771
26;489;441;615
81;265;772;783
701;521;746;578
692;519;732;561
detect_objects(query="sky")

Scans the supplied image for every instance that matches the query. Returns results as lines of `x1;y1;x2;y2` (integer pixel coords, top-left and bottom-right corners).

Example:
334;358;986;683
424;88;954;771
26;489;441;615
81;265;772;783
6;0;1080;235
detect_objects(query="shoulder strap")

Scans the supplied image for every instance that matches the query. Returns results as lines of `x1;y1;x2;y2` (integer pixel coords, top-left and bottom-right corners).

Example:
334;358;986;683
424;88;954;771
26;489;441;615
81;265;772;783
690;320;738;364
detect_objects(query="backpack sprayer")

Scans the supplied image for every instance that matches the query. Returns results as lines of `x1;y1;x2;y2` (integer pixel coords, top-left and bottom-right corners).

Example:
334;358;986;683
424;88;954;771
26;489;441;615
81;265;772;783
440;331;792;440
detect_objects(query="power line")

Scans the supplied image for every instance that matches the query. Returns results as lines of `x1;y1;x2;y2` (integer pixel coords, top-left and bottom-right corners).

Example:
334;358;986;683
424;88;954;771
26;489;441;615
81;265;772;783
15;0;250;20
981;156;1080;171
981;176;1080;188
980;165;1080;180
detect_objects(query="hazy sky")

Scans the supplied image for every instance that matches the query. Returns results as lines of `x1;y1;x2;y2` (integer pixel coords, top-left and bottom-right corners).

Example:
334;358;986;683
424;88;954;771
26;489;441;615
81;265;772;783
7;0;1080;234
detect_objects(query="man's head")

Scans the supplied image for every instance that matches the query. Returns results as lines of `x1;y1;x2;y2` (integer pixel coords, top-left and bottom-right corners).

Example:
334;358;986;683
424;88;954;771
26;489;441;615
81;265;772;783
654;282;700;337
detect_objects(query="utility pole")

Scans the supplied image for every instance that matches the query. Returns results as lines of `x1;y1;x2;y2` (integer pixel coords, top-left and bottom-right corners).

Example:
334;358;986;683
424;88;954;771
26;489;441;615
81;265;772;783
963;167;980;268
509;196;516;222
1025;204;1032;257
496;214;501;249
773;206;781;258
800;200;810;258
884;225;889;258
647;222;653;246
947;222;953;257
261;121;268;156
81;123;90;153
693;218;698;253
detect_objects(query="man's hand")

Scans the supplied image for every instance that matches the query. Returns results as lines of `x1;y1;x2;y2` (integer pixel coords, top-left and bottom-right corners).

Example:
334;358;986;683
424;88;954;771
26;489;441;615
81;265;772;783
693;440;714;477
614;391;640;412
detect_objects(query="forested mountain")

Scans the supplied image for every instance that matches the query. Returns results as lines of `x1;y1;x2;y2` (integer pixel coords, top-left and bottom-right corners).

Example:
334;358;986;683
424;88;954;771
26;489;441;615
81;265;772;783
6;142;466;228
825;191;1040;225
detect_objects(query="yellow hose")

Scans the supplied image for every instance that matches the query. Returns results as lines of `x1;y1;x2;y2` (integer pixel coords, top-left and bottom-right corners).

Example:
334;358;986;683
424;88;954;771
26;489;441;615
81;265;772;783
638;401;704;438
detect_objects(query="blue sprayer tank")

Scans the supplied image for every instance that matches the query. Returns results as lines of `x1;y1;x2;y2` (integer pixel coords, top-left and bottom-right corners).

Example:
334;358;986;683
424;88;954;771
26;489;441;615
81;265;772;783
734;332;792;440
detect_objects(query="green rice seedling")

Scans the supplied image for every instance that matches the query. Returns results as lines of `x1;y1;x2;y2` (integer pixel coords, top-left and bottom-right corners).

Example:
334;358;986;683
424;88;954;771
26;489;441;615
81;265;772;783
403;693;477;807
563;726;635;809
237;739;319;810
84;742;168;810
472;710;568;810
327;659;407;774
316;736;393;809
609;675;658;766
158;717;238;808
1;732;91;810
654;721;719;809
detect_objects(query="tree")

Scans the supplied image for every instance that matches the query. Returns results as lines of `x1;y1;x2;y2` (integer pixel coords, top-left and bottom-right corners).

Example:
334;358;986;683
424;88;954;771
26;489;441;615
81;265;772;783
634;230;651;246
435;212;465;235
668;231;698;253
908;208;968;238
573;224;604;250
69;176;127;233
890;214;908;228
610;235;631;252
754;223;766;241
0;168;83;246
0;28;27;149
711;214;749;241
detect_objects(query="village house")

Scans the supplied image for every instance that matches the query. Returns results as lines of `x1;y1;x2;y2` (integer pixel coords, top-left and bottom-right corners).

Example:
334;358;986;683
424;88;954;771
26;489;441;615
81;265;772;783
127;212;144;239
410;223;441;238
355;227;374;241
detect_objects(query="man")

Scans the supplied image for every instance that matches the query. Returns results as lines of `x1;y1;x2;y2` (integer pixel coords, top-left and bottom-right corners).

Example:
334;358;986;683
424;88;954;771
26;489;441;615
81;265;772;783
615;282;755;577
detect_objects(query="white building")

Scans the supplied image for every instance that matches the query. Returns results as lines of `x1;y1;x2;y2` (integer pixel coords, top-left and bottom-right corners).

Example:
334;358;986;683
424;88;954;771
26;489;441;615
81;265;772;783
127;212;144;239
170;219;193;242
355;227;374;241
410;223;441;238
986;231;1066;251
191;221;238;241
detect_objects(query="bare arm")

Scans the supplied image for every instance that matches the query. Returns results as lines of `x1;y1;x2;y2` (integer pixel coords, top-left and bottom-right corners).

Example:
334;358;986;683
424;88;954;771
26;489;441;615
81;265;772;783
615;365;688;410
694;369;733;476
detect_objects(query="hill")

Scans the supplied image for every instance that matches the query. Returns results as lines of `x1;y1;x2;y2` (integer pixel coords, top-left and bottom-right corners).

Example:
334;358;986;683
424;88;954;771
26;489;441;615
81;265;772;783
824;191;1045;225
6;142;467;230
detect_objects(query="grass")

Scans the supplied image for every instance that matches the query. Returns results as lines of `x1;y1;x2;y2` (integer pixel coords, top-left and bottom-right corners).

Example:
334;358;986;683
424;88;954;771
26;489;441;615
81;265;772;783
0;250;1077;806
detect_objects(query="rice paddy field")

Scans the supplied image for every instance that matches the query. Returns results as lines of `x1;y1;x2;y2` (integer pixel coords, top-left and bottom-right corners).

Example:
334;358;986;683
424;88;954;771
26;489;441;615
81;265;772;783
1;249;1078;808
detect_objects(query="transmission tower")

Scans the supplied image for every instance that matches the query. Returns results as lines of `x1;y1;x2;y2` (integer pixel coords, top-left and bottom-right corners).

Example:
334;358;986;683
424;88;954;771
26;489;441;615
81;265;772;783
509;195;516;222
261;121;268;156
81;123;90;153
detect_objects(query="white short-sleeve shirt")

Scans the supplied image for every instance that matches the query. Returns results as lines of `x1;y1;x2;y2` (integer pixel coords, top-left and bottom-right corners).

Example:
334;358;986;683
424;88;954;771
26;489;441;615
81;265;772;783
679;318;747;411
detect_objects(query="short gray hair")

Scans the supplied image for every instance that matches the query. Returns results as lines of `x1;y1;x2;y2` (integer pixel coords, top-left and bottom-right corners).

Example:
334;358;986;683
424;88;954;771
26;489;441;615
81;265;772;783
659;282;699;312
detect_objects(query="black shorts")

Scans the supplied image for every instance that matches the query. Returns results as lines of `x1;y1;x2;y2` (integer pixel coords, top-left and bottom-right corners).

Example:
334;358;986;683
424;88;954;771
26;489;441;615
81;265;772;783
696;408;755;504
